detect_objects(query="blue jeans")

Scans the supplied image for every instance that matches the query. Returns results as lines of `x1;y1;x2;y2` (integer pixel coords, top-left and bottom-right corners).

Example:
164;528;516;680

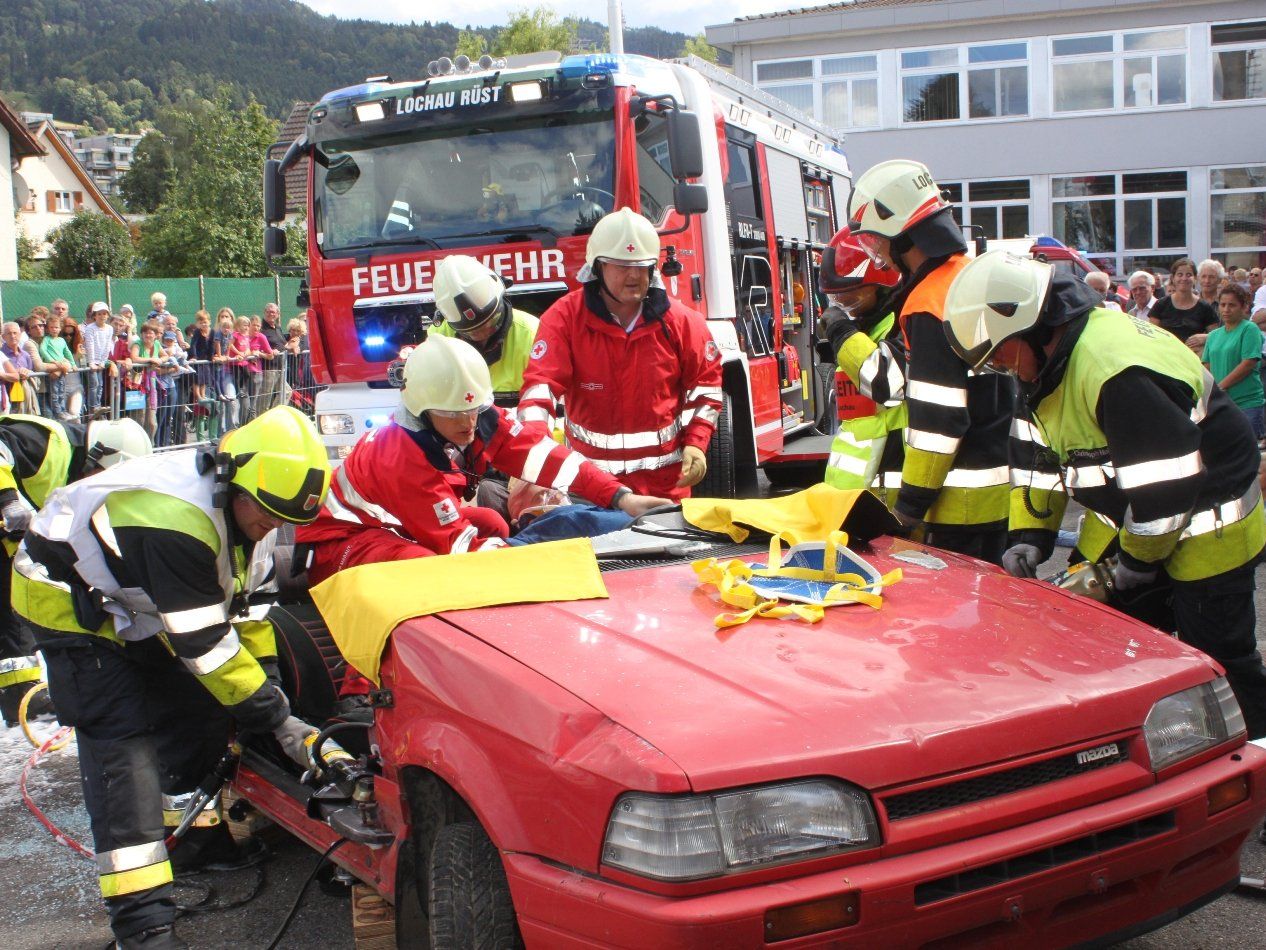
1240;405;1265;440
45;377;67;418
85;368;103;411
154;385;179;447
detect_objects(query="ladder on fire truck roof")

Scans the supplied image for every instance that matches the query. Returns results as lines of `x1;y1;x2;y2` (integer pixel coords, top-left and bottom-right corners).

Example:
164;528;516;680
673;54;848;152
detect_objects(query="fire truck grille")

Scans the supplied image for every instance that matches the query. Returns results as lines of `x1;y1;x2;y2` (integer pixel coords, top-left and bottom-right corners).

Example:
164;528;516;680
883;741;1132;822
913;811;1175;906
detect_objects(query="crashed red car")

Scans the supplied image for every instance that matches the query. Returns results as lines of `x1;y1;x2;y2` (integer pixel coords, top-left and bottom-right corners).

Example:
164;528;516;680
232;522;1266;948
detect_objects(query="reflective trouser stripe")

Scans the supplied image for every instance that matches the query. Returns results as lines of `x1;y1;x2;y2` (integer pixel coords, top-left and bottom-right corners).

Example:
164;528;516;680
0;655;42;689
99;860;173;899
924;484;1010;527
1076;510;1118;562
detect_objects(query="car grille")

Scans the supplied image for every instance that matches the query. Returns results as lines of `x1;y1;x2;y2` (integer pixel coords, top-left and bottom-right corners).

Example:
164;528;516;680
913;811;1175;906
883;740;1132;822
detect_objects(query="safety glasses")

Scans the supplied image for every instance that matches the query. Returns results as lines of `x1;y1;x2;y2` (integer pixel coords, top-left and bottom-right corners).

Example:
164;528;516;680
430;405;488;421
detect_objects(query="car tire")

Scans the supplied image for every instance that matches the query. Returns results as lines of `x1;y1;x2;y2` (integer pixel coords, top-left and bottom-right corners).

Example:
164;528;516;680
427;821;522;950
695;393;737;499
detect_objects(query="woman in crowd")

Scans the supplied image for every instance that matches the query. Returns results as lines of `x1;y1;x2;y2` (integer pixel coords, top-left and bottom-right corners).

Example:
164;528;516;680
1203;283;1266;444
105;314;133;416
1150;258;1218;354
213;310;240;430
129;320;164;438
1198;259;1225;308
284;317;307;356
60;316;85;419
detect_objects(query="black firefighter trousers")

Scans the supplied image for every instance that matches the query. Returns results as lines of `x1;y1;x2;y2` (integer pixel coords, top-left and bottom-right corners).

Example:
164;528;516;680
34;628;231;942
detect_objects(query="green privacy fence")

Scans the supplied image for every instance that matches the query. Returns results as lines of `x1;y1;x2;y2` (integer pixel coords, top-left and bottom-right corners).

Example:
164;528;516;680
0;277;305;323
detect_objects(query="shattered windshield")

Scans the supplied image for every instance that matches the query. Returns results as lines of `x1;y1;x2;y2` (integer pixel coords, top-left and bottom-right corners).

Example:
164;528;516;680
313;110;616;254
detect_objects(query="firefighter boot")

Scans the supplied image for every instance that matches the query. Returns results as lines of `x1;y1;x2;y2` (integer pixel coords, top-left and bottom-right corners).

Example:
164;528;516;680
116;924;188;949
170;823;268;876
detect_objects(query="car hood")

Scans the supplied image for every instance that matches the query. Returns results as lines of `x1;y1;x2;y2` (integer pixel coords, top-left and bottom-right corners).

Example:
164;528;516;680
439;539;1216;791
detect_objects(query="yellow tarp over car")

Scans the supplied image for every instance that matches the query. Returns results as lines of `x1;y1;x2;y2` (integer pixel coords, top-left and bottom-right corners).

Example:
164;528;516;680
683;484;898;545
309;537;608;684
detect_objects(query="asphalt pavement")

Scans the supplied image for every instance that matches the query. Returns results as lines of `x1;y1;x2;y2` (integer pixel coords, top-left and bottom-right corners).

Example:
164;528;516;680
2;499;1265;948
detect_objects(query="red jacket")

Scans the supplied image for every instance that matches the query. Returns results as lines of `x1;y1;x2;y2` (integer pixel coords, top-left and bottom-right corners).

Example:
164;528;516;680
518;285;723;499
297;406;624;555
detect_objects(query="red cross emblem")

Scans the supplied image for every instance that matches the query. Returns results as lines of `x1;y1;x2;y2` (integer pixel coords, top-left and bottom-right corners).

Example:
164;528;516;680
464;391;475;403
626;243;636;253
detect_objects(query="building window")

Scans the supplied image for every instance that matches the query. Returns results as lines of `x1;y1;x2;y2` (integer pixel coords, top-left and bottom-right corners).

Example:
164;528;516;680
1211;165;1266;269
755;54;880;130
900;42;1028;123
1052;171;1187;276
1212;21;1266;101
965;179;1031;241
1052;28;1187;113
51;191;75;213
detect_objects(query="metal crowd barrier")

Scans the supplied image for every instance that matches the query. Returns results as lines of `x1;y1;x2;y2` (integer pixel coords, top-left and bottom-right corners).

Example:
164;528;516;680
1;352;322;448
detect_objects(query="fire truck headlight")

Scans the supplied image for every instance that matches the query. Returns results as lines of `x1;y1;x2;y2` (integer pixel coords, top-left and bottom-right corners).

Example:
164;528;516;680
318;413;355;436
355;101;386;122
508;81;543;103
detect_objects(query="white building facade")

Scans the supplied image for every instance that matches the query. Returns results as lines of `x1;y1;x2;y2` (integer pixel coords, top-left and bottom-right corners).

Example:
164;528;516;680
73;132;143;198
707;0;1266;277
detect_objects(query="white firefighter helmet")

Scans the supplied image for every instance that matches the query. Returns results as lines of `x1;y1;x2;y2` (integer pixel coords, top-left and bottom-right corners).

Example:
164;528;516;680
434;255;508;335
86;417;153;470
848;159;948;242
401;333;494;416
584;207;660;269
944;251;1054;369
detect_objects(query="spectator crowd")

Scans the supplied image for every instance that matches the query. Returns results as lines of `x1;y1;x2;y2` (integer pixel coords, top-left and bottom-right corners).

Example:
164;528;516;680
0;292;317;447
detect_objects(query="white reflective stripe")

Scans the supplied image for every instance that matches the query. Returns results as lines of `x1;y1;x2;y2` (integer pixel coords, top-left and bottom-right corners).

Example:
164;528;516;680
162;603;229;635
181;629;242;676
1089;510;1118;530
907;380;967;408
836;429;871;450
857;350;904;399
0;655;40;674
566;418;681;451
91;505;123;558
322;489;369;525
1185;481;1262;538
521;384;552;403
827;451;871;475
1066;464;1112;489
1115;450;1202;490
906;428;961;454
685;386;722;403
694;405;720;428
1126;512;1189;537
520;438;557;484
518;406;551;424
1011;469;1063;492
336;467;403;527
1010;418;1043;443
881;471;903;489
96;840;168;874
589;449;683;475
450;524;479;554
754;419;782;437
1190;372;1214;423
553;453;583;493
942;465;1010;489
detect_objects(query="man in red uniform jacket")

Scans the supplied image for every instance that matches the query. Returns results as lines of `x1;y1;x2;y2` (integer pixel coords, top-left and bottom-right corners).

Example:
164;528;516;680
298;333;668;583
518;208;723;500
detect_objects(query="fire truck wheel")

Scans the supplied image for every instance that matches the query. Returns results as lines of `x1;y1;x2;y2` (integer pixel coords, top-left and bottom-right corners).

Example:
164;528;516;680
695;394;737;499
427;821;523;950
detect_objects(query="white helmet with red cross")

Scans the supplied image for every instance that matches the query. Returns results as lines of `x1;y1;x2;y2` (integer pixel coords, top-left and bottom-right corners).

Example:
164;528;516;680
585;207;660;268
401;333;493;416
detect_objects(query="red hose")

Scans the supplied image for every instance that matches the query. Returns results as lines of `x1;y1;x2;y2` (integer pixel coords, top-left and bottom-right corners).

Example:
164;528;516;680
20;727;181;858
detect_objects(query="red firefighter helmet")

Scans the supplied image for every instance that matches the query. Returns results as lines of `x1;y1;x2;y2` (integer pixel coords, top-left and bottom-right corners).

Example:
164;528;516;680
819;225;901;295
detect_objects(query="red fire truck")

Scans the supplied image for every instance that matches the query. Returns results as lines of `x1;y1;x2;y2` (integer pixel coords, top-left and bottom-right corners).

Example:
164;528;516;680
264;52;853;495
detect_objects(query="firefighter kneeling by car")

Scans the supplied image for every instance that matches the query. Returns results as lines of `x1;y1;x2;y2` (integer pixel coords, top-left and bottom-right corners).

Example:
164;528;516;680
297;332;670;583
943;251;1266;739
0;414;153;726
14;406;334;950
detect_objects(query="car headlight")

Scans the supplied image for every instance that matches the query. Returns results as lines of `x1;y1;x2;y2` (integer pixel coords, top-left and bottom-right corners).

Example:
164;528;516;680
1144;677;1245;771
318;413;354;435
602;779;879;882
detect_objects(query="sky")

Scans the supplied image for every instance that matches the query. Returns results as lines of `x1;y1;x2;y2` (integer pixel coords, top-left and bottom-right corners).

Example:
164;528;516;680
302;0;806;37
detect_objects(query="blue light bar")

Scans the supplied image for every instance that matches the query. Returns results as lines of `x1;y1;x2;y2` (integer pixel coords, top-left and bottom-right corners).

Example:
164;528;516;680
1032;236;1067;249
364;335;386;347
559;54;623;79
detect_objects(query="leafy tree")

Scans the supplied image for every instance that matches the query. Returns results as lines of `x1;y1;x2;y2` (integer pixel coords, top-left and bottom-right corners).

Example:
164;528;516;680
682;34;718;64
46;211;136;278
493;7;578;57
120;131;175;213
455;30;488;60
15;229;48;281
138;89;276;277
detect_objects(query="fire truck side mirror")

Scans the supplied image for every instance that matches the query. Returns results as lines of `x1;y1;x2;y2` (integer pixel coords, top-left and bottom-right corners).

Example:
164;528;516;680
673;182;708;216
666;110;704;180
264;225;288;260
263;159;288;224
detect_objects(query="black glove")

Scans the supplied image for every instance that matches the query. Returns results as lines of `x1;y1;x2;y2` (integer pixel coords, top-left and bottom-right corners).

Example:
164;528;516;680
1111;557;1159;592
1001;543;1044;578
816;305;861;361
890;507;921;537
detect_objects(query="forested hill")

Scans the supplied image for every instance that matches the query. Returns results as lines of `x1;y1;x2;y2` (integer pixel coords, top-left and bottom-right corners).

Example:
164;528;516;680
0;0;691;130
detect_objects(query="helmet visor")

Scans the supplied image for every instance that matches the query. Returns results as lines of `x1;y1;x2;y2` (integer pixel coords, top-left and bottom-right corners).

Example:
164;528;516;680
853;231;893;269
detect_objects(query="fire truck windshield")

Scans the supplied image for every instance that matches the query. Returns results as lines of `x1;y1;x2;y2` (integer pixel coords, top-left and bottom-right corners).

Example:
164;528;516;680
313;110;616;255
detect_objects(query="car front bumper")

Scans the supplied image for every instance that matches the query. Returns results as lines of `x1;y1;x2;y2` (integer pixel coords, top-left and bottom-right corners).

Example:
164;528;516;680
504;746;1266;949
